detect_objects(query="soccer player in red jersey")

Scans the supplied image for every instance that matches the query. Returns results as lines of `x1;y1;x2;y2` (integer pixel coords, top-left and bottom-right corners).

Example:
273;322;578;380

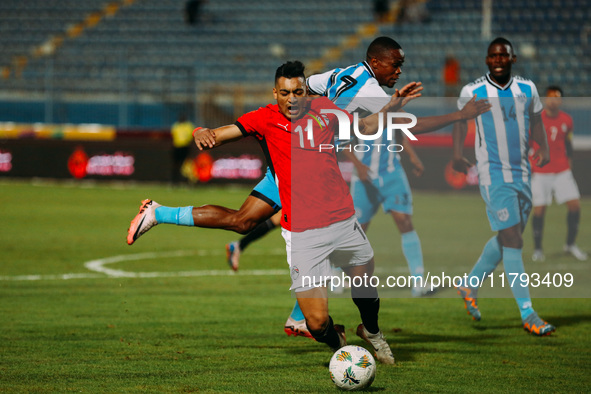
191;61;422;363
530;86;587;261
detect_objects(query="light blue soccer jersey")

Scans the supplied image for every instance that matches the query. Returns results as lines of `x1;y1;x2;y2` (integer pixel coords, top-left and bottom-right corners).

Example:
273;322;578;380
458;73;543;186
307;61;399;178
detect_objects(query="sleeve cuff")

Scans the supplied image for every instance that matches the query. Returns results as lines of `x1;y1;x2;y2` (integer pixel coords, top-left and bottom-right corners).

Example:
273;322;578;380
235;121;248;137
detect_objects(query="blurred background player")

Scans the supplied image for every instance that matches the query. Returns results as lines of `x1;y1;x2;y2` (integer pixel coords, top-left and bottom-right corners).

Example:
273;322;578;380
226;212;280;270
170;113;195;185
452;37;555;336
442;54;461;97
530;86;587;262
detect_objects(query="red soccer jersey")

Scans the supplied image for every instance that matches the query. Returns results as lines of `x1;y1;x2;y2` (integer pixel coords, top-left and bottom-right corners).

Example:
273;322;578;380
236;97;355;232
531;109;573;174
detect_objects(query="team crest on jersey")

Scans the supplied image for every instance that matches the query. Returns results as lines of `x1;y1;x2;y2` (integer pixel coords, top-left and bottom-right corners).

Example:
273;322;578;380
496;208;510;222
515;92;528;104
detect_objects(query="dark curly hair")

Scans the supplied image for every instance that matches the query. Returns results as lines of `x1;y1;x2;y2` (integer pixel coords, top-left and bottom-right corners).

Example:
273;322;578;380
274;61;306;83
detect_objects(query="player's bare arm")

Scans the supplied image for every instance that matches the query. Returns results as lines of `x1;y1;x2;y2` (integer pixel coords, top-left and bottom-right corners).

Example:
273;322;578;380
194;125;243;150
529;113;550;167
411;96;492;135
400;134;424;177
451;119;472;174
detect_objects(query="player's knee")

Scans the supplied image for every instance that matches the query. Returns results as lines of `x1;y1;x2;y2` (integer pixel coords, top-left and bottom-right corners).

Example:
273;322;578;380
566;199;580;212
498;232;523;249
392;213;414;233
228;214;258;234
304;311;329;333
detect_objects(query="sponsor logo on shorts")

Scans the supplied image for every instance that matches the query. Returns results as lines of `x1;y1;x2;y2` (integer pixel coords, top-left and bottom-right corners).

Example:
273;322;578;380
496;208;509;222
291;266;300;280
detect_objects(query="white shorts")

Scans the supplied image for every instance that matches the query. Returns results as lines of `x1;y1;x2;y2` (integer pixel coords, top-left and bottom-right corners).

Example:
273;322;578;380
532;170;581;206
281;215;374;292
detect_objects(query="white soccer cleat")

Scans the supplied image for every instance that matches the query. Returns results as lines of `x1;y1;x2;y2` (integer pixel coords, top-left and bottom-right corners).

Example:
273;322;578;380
356;324;395;365
127;199;160;245
284;316;314;340
564;244;588;261
531;249;545;262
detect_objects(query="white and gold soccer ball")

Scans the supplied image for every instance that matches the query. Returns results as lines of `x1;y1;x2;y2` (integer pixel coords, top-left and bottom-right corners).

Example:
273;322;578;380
329;345;376;391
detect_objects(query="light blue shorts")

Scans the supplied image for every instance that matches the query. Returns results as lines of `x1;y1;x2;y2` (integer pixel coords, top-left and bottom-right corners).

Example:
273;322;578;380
480;182;532;232
351;169;412;225
251;167;281;211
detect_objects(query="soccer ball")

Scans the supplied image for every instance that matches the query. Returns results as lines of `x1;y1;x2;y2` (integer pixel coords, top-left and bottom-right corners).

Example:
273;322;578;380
329;345;376;391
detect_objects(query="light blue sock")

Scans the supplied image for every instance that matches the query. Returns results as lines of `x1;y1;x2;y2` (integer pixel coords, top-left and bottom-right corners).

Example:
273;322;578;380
464;236;502;293
502;247;534;320
401;230;424;279
290;301;305;321
154;206;194;226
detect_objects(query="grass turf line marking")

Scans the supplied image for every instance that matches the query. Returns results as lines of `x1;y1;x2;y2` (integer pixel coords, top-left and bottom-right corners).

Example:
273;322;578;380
0;249;288;281
0;273;105;281
2;249;585;281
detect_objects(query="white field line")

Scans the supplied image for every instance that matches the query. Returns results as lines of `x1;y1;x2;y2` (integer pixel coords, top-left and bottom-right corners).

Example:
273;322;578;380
1;249;586;282
0;249;289;281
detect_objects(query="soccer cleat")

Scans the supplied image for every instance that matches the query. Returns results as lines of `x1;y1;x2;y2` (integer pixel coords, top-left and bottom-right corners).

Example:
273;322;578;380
355;324;395;365
127;199;160;245
523;312;556;336
333;324;347;351
284;316;314;340
457;286;481;321
564;244;588;261
531;249;545;262
225;241;241;271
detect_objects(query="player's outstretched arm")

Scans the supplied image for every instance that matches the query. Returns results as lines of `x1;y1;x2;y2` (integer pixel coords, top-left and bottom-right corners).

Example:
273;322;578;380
530;113;550;167
411;96;491;135
451;120;472;174
193;125;243;150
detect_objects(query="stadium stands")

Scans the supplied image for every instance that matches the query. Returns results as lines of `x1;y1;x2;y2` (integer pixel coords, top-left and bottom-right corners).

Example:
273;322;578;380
0;0;588;127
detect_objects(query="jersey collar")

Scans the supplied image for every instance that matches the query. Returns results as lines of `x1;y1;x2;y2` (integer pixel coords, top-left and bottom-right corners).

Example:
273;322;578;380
485;72;513;91
362;61;376;79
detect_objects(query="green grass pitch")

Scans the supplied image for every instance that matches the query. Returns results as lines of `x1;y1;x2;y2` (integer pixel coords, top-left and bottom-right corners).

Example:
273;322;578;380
1;180;589;392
